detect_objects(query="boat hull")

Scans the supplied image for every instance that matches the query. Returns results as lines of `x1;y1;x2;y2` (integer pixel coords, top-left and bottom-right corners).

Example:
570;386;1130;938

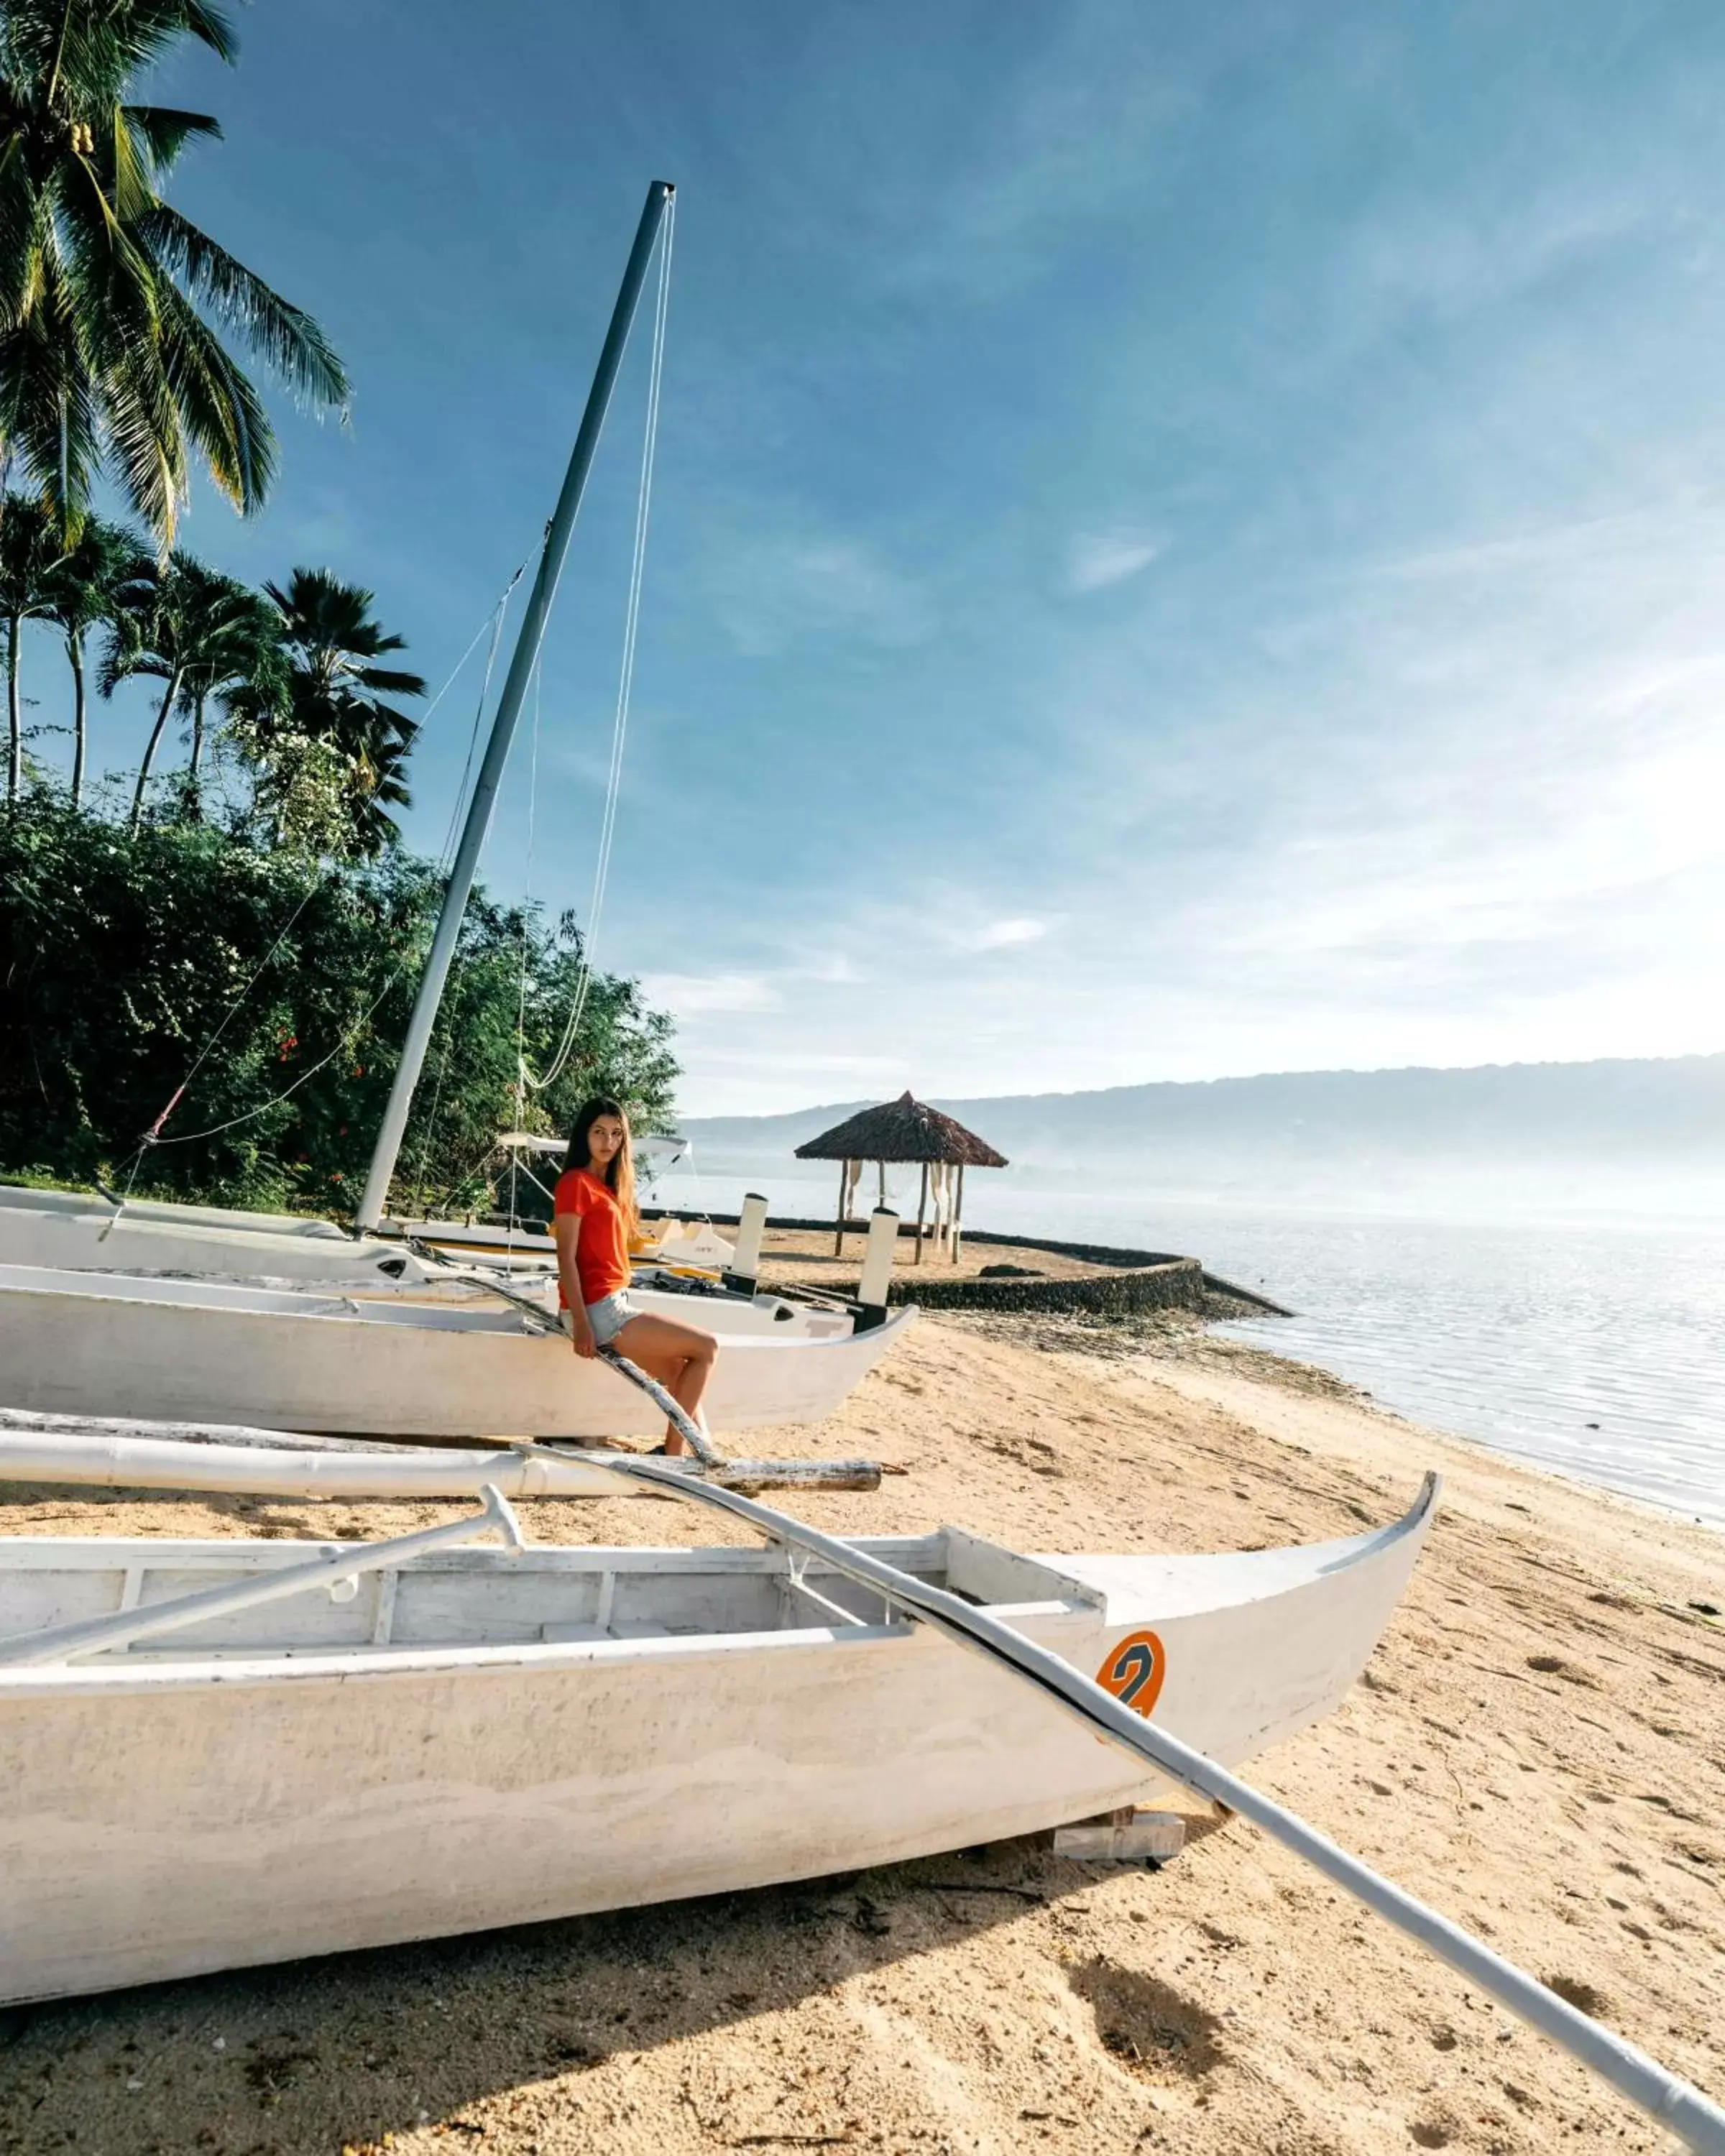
0;1484;1436;2003
0;1264;908;1437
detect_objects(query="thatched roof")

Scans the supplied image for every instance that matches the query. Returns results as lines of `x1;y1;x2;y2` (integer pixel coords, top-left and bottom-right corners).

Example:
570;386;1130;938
794;1092;1008;1168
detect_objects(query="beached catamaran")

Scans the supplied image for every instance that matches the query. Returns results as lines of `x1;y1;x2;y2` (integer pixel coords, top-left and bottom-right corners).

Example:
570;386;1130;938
0;183;908;1437
0;1262;906;1439
0;1472;1440;2004
0;1390;1718;2156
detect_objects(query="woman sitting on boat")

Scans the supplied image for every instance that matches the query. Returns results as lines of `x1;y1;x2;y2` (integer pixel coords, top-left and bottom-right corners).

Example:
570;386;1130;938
554;1097;717;1455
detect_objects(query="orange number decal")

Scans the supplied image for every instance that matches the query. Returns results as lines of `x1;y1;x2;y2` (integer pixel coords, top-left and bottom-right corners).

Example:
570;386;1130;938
1095;1628;1167;1720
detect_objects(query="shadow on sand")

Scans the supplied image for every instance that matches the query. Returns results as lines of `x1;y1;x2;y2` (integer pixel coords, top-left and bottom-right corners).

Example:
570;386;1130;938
0;1823;1229;2155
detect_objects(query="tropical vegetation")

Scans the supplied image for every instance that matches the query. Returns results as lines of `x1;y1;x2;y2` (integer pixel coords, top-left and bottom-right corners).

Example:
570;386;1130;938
0;0;347;548
0;4;681;1215
0;796;680;1215
0;512;683;1212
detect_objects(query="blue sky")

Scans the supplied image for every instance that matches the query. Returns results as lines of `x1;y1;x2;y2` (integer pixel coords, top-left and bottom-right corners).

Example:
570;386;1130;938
51;0;1725;1113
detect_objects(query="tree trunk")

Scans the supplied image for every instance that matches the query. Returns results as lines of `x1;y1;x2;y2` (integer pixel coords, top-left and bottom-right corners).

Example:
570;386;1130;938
186;688;208;820
68;632;86;808
5;611;19;805
131;671;182;834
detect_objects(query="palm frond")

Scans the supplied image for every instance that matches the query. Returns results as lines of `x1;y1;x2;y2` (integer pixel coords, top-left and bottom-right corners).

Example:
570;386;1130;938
98;333;188;549
349;663;429;698
121;103;221;175
142;2;240;69
0;131;39;326
155;274;277;510
0;279;103;535
141;203;349;411
106;99;157;223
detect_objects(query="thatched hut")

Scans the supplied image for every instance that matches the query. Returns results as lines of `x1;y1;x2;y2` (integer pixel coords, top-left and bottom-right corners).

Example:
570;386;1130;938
794;1091;1008;1263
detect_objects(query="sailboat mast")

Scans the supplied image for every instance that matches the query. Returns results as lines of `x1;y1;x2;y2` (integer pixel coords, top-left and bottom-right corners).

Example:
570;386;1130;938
356;179;675;1233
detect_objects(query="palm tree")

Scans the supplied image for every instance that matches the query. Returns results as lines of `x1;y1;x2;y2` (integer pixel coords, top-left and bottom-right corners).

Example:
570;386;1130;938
102;549;277;829
0;1;348;549
0;488;65;800
178;579;280;810
257;568;427;857
40;512;131;803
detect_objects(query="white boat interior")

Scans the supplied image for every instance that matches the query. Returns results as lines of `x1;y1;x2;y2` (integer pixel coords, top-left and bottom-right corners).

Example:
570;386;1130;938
358;1268;853;1340
0;1526;1084;1659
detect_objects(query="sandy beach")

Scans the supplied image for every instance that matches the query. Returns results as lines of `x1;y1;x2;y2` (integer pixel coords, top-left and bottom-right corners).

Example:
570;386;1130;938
1;1312;1720;2156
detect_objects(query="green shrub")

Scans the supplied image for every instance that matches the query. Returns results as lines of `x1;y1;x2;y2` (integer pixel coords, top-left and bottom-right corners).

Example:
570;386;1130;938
0;795;678;1216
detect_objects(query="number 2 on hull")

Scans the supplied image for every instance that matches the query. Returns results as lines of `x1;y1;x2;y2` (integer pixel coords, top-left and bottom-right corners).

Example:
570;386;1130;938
1095;1628;1167;1718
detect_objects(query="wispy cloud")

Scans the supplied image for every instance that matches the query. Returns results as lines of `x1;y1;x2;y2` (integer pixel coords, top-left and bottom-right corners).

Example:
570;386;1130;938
702;519;935;659
295;0;1725;1121
1064;528;1165;594
639;972;783;1015
878;0;1205;301
967;916;1049;951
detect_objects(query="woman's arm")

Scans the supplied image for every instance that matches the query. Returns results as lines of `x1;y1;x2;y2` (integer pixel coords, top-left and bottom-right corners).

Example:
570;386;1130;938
554;1210;597;1358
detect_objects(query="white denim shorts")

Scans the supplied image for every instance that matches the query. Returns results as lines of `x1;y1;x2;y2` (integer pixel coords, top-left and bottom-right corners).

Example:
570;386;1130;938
583;1290;635;1347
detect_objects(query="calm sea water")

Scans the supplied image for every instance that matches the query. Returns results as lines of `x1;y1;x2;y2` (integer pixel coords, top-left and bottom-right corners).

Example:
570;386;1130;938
657;1158;1725;1530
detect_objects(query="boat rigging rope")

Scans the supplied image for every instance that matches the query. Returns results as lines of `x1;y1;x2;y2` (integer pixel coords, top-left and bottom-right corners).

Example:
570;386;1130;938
399;580;533;1216
523;187;676;1097
502;658;546;1253
431;556;530;870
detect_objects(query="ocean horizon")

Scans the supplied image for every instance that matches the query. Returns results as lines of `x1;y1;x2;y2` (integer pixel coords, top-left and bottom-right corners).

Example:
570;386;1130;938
653;1153;1725;1534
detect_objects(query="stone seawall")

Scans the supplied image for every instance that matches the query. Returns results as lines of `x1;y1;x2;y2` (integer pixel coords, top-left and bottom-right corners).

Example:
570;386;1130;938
883;1255;1207;1317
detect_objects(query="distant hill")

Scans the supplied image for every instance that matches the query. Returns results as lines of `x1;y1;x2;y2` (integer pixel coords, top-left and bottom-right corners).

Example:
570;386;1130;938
681;1055;1725;1215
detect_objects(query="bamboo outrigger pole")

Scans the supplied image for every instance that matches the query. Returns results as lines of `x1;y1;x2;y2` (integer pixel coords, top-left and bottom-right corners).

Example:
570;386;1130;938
356;180;676;1233
570;1361;1725;2156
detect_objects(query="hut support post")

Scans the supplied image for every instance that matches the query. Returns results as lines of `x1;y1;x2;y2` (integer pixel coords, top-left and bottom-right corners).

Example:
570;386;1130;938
952;1163;965;1263
915;1162;928;1266
834;1161;848;1258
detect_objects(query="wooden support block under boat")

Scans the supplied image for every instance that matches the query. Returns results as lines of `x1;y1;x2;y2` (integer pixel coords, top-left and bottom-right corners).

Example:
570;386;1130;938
1053;1808;1186;1864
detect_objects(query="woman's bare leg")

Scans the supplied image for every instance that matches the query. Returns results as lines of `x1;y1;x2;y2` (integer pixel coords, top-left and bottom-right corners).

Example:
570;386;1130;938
610;1312;718;1452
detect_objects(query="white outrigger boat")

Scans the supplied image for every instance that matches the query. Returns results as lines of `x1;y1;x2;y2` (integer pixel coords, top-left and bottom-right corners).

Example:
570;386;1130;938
0;190;880;1416
4;1441;1716;2152
0;1263;906;1438
0;1180;431;1283
0;1138;729;1288
0;1184;852;1342
0;1472;1438;2005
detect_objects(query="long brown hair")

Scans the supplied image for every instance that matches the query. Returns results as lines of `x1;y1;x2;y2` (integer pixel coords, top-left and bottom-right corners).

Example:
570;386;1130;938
564;1097;638;1231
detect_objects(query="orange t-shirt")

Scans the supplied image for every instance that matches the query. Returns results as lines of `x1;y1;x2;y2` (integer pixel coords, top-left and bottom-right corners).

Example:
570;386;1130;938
553;1168;632;1308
